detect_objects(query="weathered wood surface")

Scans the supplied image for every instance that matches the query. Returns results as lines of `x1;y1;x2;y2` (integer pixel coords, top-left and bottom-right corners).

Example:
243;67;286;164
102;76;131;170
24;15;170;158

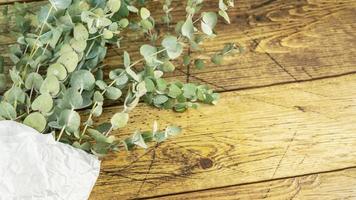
1;0;356;91
89;74;356;199
159;167;356;200
2;0;356;199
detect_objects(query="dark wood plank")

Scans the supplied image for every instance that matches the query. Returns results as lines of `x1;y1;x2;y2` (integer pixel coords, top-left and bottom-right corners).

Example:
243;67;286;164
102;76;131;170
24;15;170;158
157;167;356;200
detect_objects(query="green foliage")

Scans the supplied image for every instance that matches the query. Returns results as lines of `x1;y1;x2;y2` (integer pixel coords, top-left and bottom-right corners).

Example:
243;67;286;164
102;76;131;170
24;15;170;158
0;0;237;156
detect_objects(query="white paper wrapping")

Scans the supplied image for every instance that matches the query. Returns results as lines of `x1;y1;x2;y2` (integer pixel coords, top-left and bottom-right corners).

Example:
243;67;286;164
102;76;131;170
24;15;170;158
0;121;101;200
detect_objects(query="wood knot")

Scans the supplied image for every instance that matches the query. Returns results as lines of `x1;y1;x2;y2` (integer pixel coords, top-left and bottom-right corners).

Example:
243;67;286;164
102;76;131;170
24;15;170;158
199;158;213;169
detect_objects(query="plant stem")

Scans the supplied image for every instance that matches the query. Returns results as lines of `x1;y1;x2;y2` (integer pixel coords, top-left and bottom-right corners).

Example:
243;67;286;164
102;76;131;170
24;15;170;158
21;6;53;79
57;126;66;142
79;43;177;138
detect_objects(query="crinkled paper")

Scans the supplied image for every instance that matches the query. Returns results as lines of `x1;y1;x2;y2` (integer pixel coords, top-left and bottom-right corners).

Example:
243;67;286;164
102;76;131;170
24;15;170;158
0;121;101;200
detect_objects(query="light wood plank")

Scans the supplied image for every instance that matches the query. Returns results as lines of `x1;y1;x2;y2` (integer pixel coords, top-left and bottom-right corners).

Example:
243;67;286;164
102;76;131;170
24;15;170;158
1;1;356;91
157;167;356;200
89;74;356;199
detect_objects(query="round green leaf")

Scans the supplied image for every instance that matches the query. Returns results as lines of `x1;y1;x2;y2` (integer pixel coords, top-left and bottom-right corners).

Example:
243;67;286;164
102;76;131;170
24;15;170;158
201;12;217;35
103;29;113;39
165;126;182;137
168;84;182;98
63;88;83;109
58;109;81;133
110;112;129;130
108;0;121;13
23;112;47;132
57;50;79;73
25;73;43;90
40;75;60;96
70;70;95;90
0;101;16;120
47;63;67;81
95;80;107;90
93;91;104;103
70;38;87;53
74;23;89;40
162;36;183;59
31;93;53;113
153;95;169;105
140;44;157;65
4;87;26;104
181;17;194;39
119;18;129;28
161;60;175;72
140;7;150;20
141;19;153;30
144;78;155;92
183;83;197;99
105;86;122;100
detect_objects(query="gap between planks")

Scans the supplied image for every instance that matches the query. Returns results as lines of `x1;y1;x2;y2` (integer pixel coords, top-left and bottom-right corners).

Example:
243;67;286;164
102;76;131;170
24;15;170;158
145;167;356;200
89;73;356;199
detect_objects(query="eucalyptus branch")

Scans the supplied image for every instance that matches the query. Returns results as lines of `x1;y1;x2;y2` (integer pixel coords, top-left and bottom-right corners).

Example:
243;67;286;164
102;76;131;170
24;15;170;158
0;0;236;156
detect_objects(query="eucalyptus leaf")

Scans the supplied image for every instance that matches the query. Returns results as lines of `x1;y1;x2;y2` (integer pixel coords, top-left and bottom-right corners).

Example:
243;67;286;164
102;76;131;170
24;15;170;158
153;95;169;105
161;60;175;72
165;126;181;137
63;88;83;109
31;93;53;113
105;86;122;100
40;75;60;96
47;63;67;81
132;131;147;148
140;7;150;20
57;50;79;73
140;44;157;65
111;112;129;130
107;0;121;13
103;29;113;39
168;84;182;98
9;69;23;85
74;23;89;40
58;109;81;133
70;70;95;90
181;17;194;39
123;51;130;68
144;78;155;92
88;128;114;143
70;38;87;53
162;36;183;59
0;102;17;120
4;86;26;104
25;73;43;90
23;112;47;132
201;12;217;36
183;83;197;99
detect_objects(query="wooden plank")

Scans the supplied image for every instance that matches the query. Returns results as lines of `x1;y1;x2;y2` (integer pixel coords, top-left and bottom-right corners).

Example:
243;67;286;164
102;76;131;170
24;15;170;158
157;167;356;200
1;1;356;91
189;0;356;90
89;74;356;199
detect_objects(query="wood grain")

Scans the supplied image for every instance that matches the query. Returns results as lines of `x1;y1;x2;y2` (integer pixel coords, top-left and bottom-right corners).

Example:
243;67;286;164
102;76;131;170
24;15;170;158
157;167;356;200
88;74;356;199
1;0;356;91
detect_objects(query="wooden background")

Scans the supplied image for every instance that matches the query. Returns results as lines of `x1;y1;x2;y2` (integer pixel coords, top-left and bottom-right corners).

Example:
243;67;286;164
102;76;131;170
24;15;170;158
1;0;356;199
